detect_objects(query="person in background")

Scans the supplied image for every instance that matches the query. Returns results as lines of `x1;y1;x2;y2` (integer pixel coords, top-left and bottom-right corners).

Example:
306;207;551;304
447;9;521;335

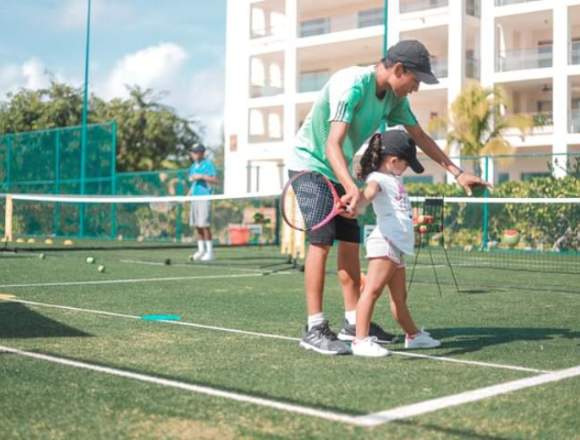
189;144;218;261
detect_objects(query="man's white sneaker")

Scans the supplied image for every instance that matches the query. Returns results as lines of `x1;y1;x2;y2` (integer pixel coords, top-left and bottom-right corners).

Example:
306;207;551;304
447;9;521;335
405;330;441;349
352;337;390;358
192;251;205;261
200;252;214;261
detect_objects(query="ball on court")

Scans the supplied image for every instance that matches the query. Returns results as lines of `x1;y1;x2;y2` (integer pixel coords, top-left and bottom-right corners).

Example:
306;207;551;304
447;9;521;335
86;256;95;264
164;258;171;266
63;239;74;246
38;253;45;260
97;265;106;273
16;238;25;243
44;238;53;245
27;238;36;244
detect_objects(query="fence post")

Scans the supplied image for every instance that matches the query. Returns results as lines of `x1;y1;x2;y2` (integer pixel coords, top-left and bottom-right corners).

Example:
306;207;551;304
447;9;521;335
54;130;61;236
175;172;183;242
110;121;117;240
6;135;12;191
482;155;490;250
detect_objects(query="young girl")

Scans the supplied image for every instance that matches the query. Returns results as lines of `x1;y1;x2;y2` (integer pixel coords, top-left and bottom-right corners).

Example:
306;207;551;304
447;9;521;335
352;129;441;357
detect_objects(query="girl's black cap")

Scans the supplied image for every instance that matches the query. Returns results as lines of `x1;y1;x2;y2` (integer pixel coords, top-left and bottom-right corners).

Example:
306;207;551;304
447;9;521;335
379;130;424;174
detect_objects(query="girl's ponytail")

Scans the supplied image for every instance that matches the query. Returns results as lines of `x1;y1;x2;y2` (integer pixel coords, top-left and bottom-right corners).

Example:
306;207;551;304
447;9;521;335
357;133;383;180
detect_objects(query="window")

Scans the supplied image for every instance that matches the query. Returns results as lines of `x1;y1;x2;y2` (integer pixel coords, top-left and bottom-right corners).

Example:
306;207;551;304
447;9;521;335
497;172;509;184
403;175;434;184
521;172;550;181
250;58;265;86
300;18;330;37
268;113;282;139
249;110;265;136
358;8;383;28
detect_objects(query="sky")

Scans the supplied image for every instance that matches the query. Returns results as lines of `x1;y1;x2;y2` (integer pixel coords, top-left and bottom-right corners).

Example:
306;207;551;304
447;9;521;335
0;0;227;145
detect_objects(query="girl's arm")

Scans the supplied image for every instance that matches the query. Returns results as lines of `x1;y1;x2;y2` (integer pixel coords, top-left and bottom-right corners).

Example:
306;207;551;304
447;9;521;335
356;181;381;215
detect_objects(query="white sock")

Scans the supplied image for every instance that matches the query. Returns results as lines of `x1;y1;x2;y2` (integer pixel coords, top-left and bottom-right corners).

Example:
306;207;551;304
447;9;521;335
204;240;213;254
307;313;325;330
196;240;206;254
345;310;356;326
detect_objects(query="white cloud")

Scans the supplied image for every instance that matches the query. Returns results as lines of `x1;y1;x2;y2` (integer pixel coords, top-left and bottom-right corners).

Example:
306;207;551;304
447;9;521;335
0;58;52;98
100;43;188;100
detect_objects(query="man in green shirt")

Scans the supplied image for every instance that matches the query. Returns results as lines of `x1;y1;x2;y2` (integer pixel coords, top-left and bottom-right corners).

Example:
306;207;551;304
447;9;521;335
287;40;491;355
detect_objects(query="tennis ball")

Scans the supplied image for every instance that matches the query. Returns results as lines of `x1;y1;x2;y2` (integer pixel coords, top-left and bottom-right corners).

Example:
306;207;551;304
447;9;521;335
39;253;45;260
27;238;36;244
164;258;171;266
97;265;106;273
63;239;74;246
86;256;95;264
44;238;54;245
16;238;25;243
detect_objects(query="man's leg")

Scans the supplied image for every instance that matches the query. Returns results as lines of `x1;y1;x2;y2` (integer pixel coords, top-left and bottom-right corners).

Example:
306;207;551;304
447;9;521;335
193;225;206;260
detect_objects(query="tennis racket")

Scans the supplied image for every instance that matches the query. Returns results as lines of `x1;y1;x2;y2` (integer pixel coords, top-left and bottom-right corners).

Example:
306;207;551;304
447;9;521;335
281;171;345;232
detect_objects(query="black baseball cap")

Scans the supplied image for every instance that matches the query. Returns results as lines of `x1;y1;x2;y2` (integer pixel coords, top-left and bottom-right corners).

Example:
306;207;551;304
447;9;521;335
380;129;424;174
191;144;206;153
385;40;439;85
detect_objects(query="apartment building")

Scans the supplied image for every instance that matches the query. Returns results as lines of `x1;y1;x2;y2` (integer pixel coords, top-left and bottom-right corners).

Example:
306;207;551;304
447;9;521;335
223;0;580;194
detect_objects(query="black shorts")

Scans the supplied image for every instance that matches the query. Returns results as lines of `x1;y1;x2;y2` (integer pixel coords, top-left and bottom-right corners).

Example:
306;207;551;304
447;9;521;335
288;170;360;246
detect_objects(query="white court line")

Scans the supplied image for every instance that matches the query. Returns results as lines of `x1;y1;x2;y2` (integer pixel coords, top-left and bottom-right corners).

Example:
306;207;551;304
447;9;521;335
119;259;274;273
0;272;291;289
0;344;360;425
354;365;580;427
6;299;548;373
1;343;578;428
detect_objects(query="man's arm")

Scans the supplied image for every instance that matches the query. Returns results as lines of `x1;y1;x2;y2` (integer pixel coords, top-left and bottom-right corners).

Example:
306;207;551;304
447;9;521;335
405;124;492;195
325;121;360;216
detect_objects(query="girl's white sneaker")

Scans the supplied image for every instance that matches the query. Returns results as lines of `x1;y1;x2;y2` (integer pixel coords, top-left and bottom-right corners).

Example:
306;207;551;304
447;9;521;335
352;337;390;357
405;330;441;349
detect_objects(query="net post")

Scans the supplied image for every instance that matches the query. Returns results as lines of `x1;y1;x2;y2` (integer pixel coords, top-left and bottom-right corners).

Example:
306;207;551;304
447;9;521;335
4;195;13;242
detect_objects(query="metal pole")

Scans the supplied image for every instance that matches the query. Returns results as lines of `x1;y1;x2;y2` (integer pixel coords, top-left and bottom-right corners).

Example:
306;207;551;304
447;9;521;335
482;155;490;250
110;121;117;239
380;0;388;132
79;0;92;237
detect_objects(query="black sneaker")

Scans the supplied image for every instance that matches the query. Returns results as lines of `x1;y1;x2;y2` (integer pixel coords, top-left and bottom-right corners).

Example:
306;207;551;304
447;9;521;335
338;319;398;344
299;320;351;355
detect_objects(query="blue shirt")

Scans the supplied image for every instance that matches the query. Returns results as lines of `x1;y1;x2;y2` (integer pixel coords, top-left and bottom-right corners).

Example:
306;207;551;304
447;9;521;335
189;159;217;196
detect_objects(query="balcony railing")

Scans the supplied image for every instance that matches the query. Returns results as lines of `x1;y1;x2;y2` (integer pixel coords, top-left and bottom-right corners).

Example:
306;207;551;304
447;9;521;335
571;110;580;133
298;71;330;93
299;8;383;38
466;56;480;79
250;85;284;99
571;41;580;65
431;58;448;79
400;0;448;14
495;0;540;6
496;46;553;72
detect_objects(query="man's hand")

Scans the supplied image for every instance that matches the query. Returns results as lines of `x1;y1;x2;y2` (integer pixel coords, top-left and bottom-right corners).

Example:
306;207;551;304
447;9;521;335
456;172;493;196
339;185;361;219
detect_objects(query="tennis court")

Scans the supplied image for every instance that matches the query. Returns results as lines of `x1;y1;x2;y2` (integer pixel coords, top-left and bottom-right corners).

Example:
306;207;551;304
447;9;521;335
1;241;579;439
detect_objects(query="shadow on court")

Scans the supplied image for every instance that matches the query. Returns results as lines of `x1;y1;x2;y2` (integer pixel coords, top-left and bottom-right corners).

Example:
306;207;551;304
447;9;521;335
0;302;91;339
426;327;580;356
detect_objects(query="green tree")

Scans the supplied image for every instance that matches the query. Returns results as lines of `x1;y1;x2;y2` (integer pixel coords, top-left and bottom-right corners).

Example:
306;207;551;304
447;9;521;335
428;82;534;172
0;81;203;172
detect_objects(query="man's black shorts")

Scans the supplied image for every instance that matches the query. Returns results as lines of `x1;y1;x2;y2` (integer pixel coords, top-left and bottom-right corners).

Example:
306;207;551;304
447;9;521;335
288;170;360;246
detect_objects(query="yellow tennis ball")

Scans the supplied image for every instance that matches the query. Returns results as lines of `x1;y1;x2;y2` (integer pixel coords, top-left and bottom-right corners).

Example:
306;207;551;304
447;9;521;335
97;265;106;273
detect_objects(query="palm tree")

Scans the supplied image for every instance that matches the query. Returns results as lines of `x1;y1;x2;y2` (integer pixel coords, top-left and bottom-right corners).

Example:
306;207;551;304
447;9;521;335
428;82;534;176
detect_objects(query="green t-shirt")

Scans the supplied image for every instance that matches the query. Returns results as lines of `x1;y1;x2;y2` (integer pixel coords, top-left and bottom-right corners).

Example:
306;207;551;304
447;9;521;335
287;65;418;182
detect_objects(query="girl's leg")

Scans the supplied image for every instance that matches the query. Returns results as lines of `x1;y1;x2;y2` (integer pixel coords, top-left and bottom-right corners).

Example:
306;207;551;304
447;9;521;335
336;241;361;312
304;244;331;316
387;267;419;336
356;258;397;340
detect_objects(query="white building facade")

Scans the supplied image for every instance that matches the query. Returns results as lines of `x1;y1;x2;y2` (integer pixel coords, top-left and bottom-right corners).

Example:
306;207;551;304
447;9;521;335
223;0;580;194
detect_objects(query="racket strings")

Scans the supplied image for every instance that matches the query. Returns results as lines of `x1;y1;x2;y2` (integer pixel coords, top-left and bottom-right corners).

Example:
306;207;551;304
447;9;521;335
292;174;335;229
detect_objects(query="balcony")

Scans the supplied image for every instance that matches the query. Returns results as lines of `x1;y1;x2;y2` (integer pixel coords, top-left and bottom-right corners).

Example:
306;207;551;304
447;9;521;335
248;107;284;144
495;0;541;6
250;0;286;39
400;0;448;14
250;54;284;98
298;70;330;93
496;46;552;72
431;58;448;79
466;56;480;79
299;7;383;38
571;110;580;133
571;41;580;65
